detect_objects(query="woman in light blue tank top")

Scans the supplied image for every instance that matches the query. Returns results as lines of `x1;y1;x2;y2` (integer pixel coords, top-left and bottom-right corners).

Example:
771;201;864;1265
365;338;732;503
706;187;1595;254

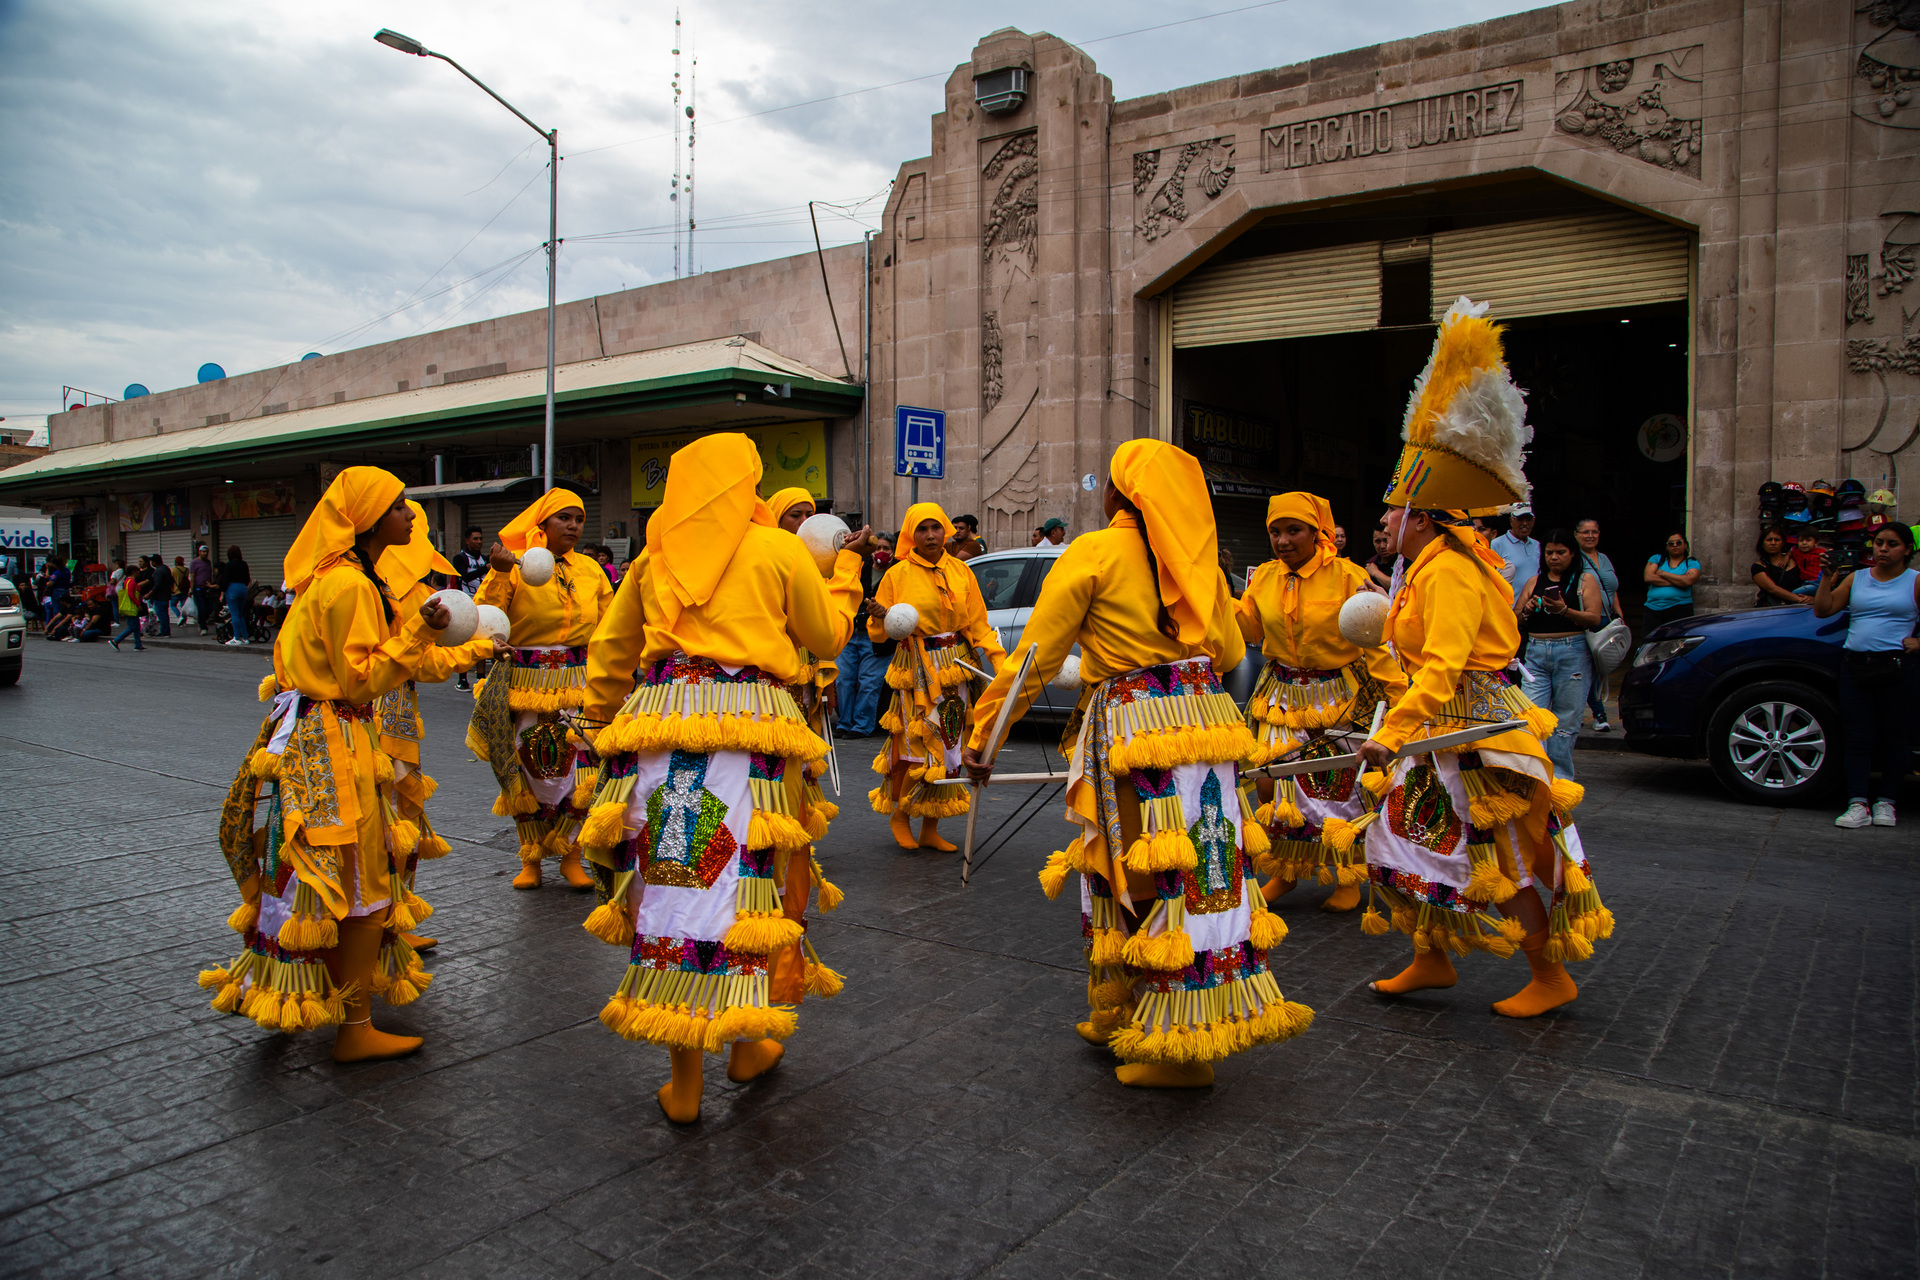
1814;522;1919;829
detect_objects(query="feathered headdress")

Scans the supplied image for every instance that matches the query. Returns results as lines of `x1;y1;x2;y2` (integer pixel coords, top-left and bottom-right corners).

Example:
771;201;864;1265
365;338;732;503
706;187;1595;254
1381;297;1531;515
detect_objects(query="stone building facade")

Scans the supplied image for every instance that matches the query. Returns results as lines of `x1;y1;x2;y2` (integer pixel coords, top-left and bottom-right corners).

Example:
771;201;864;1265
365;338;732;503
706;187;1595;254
12;0;1914;611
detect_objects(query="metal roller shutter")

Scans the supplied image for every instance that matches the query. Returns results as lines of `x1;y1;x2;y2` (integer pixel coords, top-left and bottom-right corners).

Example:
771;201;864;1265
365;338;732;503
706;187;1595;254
215;515;300;587
125;530;194;566
463;494;602;547
1173;241;1380;348
1429;210;1689;321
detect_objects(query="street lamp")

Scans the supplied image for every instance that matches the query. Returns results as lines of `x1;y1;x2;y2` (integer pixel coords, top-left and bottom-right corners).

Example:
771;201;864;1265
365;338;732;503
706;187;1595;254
375;28;559;493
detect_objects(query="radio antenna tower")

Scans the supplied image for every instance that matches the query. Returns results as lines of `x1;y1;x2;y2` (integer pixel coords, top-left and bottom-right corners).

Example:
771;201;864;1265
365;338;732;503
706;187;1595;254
670;10;683;278
687;41;698;275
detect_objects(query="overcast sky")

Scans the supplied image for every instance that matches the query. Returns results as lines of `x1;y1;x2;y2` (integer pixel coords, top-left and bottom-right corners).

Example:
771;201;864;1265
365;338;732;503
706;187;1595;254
0;0;1537;440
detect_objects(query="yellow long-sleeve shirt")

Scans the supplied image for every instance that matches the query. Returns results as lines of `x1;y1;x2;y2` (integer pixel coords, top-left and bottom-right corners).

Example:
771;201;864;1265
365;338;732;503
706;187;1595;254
1376;536;1524;752
584;527;865;728
1234;555;1405;692
866;551;1006;660
967;512;1245;752
272;564;434;704
393;579;495;684
475;550;612;649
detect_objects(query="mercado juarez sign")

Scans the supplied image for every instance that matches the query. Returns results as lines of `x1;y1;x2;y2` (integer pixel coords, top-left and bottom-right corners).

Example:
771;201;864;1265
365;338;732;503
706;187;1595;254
1261;80;1524;172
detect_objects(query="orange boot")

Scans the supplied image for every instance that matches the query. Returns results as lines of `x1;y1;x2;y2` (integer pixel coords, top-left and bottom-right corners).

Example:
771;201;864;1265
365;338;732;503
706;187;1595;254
1369;946;1457;995
890;808;918;850
657;1046;703;1123
1261;876;1295;904
325;913;423;1063
1491;931;1578;1017
558;846;594;889
919;819;956;853
726;1038;785;1082
1116;1062;1214;1087
1320;884;1361;912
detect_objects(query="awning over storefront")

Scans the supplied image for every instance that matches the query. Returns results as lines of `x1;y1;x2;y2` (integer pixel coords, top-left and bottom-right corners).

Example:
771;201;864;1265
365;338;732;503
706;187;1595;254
0;336;862;499
402;477;541;499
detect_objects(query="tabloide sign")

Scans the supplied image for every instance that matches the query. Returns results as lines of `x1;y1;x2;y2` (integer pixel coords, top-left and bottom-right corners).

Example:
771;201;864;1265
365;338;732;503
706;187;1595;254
1261;80;1524;172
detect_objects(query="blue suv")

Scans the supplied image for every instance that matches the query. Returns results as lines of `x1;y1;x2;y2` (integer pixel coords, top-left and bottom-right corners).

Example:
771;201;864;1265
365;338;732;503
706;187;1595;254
1618;605;1919;804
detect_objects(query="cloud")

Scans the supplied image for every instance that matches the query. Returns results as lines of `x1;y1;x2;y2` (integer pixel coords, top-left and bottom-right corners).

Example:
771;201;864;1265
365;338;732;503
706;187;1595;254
0;0;1535;420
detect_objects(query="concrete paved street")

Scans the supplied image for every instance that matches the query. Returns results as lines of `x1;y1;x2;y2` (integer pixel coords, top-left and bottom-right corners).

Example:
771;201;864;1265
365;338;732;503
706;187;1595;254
2;641;1915;1279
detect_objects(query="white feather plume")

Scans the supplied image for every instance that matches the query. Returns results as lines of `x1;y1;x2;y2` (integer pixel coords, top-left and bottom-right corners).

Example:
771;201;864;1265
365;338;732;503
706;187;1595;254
1399;296;1532;501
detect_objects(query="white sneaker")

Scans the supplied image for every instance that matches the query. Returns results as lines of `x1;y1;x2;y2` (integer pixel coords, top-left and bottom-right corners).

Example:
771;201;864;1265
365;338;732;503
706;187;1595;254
1835;801;1873;829
224;638;244;646
1873;800;1897;828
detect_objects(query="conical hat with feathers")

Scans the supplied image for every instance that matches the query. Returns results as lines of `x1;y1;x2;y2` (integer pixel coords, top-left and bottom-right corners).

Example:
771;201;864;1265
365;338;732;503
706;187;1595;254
1382;297;1532;515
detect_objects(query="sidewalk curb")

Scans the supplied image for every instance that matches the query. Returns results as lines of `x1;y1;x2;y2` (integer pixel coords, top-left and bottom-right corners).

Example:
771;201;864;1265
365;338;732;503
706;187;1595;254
137;637;273;655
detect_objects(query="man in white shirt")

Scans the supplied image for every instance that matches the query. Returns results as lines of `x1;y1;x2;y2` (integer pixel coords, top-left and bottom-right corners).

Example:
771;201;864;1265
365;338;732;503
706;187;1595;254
1491;504;1540;605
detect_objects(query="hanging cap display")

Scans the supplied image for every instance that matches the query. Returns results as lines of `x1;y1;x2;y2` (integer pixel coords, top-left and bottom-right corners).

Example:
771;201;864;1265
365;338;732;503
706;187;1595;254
1381;297;1532;515
1868;488;1896;507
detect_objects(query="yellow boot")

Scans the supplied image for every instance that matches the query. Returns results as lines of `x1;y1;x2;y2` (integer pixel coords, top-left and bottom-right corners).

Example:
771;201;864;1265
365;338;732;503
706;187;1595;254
657;1046;703;1123
919;819;956;853
558;846;594;889
325;913;423;1063
511;857;542;890
890;808;918;850
1115;1062;1214;1088
1491;931;1578;1018
1320;884;1361;912
726;1038;785;1082
1369;947;1457;995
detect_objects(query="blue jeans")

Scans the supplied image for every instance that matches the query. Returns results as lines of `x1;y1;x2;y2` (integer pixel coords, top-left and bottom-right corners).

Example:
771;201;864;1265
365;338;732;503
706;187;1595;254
149;593;171;636
834;632;889;736
225;583;251;641
1522;635;1590;779
112;615;144;648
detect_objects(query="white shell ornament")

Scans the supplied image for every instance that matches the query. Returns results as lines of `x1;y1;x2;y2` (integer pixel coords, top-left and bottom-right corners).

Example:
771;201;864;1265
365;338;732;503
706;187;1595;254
883;602;921;641
518;546;556;586
475;604;511;648
1051;653;1082;690
1338;591;1390;648
428;589;478;646
796;513;851;577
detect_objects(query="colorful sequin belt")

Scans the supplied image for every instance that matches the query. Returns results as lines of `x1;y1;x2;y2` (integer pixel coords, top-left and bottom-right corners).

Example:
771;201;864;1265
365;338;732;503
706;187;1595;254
508;645;587;669
296;696;374;722
1101;656;1240;739
620;652;804;721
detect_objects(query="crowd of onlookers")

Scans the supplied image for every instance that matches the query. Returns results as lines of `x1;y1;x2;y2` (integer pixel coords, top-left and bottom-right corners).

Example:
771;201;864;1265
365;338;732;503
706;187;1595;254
22;544;285;650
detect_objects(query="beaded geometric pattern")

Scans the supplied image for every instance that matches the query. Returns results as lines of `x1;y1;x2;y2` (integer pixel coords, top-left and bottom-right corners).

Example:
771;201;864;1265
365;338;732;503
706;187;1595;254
1386;763;1463;856
640;750;737;889
1184;771;1243;915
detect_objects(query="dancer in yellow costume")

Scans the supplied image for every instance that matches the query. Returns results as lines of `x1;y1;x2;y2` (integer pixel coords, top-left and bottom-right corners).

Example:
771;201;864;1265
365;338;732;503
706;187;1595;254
575;434;866;1123
375;502;496;951
766;488;846;868
1237;492;1406;911
199;468;451;1063
868;501;1005;851
964;440;1312;1088
1353;298;1613;1017
468;488;613;889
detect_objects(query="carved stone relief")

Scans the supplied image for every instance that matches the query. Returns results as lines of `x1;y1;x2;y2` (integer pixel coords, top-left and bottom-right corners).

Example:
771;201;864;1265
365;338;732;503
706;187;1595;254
1134;137;1235;242
1844;209;1920;482
1854;1;1920;128
1554;47;1703;177
980;130;1040;541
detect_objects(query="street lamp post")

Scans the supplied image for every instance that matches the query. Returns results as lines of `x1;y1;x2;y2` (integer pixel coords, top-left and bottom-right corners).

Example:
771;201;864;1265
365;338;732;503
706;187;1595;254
376;28;558;493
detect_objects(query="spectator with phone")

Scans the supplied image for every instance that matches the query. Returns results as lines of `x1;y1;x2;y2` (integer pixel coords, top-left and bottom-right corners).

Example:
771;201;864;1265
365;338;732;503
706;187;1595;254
1642;531;1701;632
1514;528;1604;776
1751;525;1813;607
1814;522;1918;830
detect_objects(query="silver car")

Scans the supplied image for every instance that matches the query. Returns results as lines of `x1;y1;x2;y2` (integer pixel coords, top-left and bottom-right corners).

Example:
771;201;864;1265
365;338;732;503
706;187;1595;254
0;576;23;686
965;545;1261;722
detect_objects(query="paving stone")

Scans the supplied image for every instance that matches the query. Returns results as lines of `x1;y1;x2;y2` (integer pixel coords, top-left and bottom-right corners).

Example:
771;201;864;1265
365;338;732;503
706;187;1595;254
2;644;1915;1277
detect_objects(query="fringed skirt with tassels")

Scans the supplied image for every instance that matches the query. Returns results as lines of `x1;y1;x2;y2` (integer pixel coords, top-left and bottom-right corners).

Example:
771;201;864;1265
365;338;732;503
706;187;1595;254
1245;660;1389;886
1353;669;1614;962
377;682;455;901
469;645;596;864
869;630;987;820
1038;656;1313;1065
199;697;434;1030
578;654;846;1053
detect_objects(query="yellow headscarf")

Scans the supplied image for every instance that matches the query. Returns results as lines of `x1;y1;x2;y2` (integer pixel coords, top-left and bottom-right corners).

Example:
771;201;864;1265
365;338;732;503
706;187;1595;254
1265;491;1339;626
377;500;456;586
649;433;773;628
897;502;954;565
767;487;816;525
1109;439;1218;645
497;487;587;553
283;466;405;595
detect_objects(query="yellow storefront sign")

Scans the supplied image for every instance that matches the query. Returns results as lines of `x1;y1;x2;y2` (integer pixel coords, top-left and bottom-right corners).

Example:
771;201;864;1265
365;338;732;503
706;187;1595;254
630;422;829;509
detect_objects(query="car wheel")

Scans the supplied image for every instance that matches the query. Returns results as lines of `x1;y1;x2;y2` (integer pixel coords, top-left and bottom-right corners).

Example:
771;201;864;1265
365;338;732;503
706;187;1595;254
1705;680;1840;804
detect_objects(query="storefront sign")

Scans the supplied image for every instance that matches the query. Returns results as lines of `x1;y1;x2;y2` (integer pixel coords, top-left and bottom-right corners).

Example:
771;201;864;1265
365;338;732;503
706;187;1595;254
1261;80;1524;172
1182;401;1276;471
116;491;184;531
630;422;830;509
0;514;53;550
211;482;297;520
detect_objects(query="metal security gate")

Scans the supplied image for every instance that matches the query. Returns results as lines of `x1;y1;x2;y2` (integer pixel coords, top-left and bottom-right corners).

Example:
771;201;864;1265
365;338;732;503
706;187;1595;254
463;494;601;548
1428;209;1689;319
1172;241;1380;348
215;515;300;587
124;529;195;568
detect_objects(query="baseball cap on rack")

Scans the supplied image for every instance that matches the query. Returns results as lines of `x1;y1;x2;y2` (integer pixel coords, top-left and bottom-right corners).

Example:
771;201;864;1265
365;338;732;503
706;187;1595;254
1868;488;1896;508
1758;481;1784;520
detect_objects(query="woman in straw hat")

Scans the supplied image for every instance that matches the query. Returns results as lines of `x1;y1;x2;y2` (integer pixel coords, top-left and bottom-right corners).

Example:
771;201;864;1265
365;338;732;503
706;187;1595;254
867;501;1006;852
374;501;496;953
575;434;869;1123
1351;298;1613;1018
964;440;1312;1088
1237;491;1406;912
198;467;455;1062
467;488;614;890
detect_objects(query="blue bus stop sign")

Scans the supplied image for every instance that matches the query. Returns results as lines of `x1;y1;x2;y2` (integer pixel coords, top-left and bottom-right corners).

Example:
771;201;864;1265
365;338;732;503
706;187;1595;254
894;405;945;479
